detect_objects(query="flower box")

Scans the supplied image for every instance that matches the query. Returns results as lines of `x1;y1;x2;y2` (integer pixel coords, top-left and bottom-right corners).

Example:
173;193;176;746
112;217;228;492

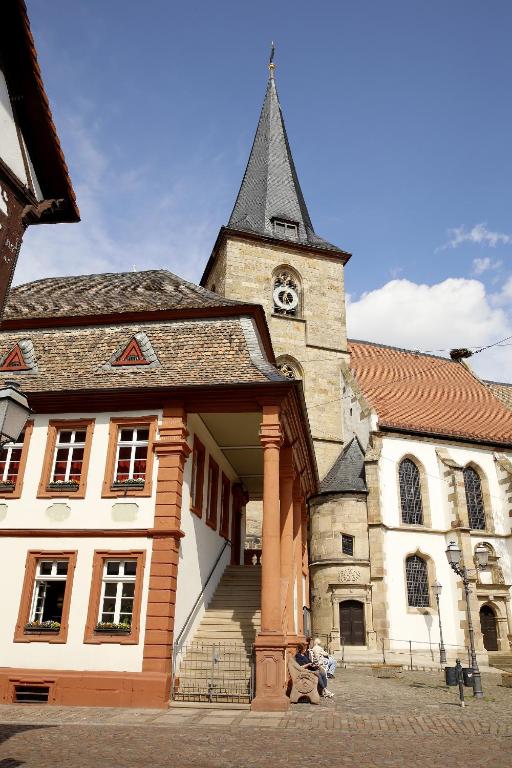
111;479;145;490
94;623;131;634
24;622;60;634
47;481;79;492
0;482;15;493
371;663;403;679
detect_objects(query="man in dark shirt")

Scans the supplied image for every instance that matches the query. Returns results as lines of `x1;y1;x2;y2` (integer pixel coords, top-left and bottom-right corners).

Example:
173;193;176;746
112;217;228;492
295;641;334;697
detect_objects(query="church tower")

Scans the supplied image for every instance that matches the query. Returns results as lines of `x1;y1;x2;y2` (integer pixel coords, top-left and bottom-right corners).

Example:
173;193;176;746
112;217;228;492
201;60;351;479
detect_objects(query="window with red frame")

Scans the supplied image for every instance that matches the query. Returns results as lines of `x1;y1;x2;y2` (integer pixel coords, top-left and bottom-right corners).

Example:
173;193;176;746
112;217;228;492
220;473;231;538
51;429;86;484
190;437;205;516
0;430;25;487
206;458;219;529
114;427;150;483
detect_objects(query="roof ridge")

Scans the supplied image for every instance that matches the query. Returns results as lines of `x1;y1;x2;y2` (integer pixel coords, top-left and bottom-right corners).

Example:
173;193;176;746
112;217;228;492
348;337;451;362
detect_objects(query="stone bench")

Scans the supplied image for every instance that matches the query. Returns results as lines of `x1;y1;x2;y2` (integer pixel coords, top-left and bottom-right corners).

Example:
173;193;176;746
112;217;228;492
288;656;320;704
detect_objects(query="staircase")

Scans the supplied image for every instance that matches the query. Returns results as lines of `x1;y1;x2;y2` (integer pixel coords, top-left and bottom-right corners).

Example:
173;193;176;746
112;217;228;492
488;652;512;672
173;565;261;703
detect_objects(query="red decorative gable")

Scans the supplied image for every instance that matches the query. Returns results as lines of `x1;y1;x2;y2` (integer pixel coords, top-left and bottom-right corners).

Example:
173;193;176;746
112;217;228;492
0;344;30;372
112;338;150;367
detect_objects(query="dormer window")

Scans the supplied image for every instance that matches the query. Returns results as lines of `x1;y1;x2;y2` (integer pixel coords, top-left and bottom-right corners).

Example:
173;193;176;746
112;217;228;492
273;219;298;240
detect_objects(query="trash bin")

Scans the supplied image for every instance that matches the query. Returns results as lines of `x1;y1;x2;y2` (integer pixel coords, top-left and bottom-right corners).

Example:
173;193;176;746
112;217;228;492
462;668;474;687
445;666;458;686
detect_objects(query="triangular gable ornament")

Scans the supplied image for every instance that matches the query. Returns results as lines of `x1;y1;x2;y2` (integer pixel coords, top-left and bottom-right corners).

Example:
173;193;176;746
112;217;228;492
111;337;150;367
0;343;30;372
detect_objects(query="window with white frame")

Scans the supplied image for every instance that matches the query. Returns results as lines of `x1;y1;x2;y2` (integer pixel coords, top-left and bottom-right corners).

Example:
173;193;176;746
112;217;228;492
51;429;87;484
0;431;25;485
29;560;69;624
114;427;150;483
99;559;137;626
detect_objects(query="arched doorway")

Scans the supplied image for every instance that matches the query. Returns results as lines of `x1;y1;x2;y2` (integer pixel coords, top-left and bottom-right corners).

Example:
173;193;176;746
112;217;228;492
479;605;498;651
339;600;365;645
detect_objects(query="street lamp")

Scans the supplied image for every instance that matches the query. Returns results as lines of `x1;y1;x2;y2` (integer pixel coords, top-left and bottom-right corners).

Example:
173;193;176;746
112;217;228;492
432;580;447;665
445;540;489;699
0;381;31;446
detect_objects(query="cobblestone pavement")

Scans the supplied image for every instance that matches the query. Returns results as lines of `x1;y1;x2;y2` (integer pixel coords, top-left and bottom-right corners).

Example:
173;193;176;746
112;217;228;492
0;669;511;767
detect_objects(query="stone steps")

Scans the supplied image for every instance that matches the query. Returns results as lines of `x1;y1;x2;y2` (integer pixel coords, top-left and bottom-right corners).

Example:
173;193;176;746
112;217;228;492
174;565;260;703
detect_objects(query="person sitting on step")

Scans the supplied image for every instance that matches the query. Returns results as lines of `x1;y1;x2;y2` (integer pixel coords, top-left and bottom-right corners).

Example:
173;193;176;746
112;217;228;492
311;637;337;679
295;641;334;698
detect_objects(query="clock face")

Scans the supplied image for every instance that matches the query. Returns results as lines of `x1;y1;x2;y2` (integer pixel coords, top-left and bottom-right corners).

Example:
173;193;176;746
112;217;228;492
273;284;299;311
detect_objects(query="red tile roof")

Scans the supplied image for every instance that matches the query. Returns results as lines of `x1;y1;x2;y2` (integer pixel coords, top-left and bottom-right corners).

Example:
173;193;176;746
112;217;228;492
348;340;512;446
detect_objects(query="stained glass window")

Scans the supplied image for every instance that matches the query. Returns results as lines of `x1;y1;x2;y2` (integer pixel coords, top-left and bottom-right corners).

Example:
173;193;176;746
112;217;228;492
464;467;486;530
399;459;424;525
406;555;430;607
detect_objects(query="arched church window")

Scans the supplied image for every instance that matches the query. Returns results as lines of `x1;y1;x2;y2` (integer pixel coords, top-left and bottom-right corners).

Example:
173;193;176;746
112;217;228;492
399;459;423;525
272;269;301;317
405;555;430;607
464;466;485;530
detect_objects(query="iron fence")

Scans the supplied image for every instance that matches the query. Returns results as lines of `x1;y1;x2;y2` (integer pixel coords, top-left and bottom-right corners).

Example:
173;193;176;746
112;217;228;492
172;641;254;704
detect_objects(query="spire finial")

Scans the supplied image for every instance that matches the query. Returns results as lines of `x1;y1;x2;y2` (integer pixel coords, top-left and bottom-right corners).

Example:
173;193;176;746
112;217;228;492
268;41;275;78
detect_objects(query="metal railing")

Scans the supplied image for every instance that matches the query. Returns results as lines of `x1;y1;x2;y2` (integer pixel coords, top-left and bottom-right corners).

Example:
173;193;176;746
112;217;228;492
172;640;254;703
173;539;231;650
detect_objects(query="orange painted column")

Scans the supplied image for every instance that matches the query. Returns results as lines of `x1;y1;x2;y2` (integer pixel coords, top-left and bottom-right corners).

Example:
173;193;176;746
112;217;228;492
280;446;296;648
142;406;191;704
251;403;289;712
293;475;305;641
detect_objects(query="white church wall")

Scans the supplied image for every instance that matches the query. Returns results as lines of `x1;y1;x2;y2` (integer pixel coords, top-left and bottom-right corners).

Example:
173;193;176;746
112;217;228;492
0;535;151;672
384;530;464;650
379;435;512;651
173;414;238;650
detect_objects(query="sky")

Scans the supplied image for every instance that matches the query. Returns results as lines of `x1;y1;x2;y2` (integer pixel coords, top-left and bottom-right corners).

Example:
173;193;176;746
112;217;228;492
18;0;512;382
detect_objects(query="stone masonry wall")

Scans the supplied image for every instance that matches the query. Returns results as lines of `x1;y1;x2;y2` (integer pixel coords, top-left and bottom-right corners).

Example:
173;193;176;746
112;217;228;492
205;235;349;478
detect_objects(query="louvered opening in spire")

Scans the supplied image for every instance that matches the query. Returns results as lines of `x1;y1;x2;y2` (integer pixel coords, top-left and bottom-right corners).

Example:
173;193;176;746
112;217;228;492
228;70;346;255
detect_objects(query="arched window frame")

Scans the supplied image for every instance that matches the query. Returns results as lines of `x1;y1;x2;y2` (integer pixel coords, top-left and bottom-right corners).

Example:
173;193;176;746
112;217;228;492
271;265;303;319
396;455;431;528
475;542;504;585
463;463;493;532
275;355;304;388
403;550;437;613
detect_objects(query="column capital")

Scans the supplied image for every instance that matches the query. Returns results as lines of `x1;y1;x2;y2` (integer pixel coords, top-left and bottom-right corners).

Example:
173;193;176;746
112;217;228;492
154;406;191;458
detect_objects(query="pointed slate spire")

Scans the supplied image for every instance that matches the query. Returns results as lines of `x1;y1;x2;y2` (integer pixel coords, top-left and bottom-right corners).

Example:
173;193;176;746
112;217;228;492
228;55;345;254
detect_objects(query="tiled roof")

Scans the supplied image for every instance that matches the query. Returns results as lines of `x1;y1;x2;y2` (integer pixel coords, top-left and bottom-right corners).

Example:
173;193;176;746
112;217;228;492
0;318;286;393
228;74;346;256
348;340;512;446
4;270;246;321
320;437;367;494
485;381;512;411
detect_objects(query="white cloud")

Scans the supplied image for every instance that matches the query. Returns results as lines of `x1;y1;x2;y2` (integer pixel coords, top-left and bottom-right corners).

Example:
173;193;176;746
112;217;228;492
438;223;512;251
348;277;512;382
471;256;502;275
14;111;229;288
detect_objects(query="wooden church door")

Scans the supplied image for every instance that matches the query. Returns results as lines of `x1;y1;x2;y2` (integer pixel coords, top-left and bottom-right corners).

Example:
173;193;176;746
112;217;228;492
340;600;365;645
479;605;498;651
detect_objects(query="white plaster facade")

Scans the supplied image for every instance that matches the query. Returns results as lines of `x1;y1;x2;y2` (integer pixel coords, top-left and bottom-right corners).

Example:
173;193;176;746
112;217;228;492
0;408;241;675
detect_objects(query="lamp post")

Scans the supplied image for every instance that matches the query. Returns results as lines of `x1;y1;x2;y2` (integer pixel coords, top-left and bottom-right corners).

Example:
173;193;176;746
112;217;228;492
0;380;31;447
432;580;447;665
445;540;489;699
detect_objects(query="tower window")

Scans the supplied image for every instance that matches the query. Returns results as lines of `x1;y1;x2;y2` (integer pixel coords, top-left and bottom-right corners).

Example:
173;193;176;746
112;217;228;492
273;220;298;240
341;534;354;557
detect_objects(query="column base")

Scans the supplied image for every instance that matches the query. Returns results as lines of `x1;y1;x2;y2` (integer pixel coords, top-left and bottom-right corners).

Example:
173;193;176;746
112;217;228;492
251;632;289;712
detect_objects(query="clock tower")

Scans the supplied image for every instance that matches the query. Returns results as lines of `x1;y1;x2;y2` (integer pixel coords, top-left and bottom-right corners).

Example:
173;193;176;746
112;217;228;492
201;61;351;479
